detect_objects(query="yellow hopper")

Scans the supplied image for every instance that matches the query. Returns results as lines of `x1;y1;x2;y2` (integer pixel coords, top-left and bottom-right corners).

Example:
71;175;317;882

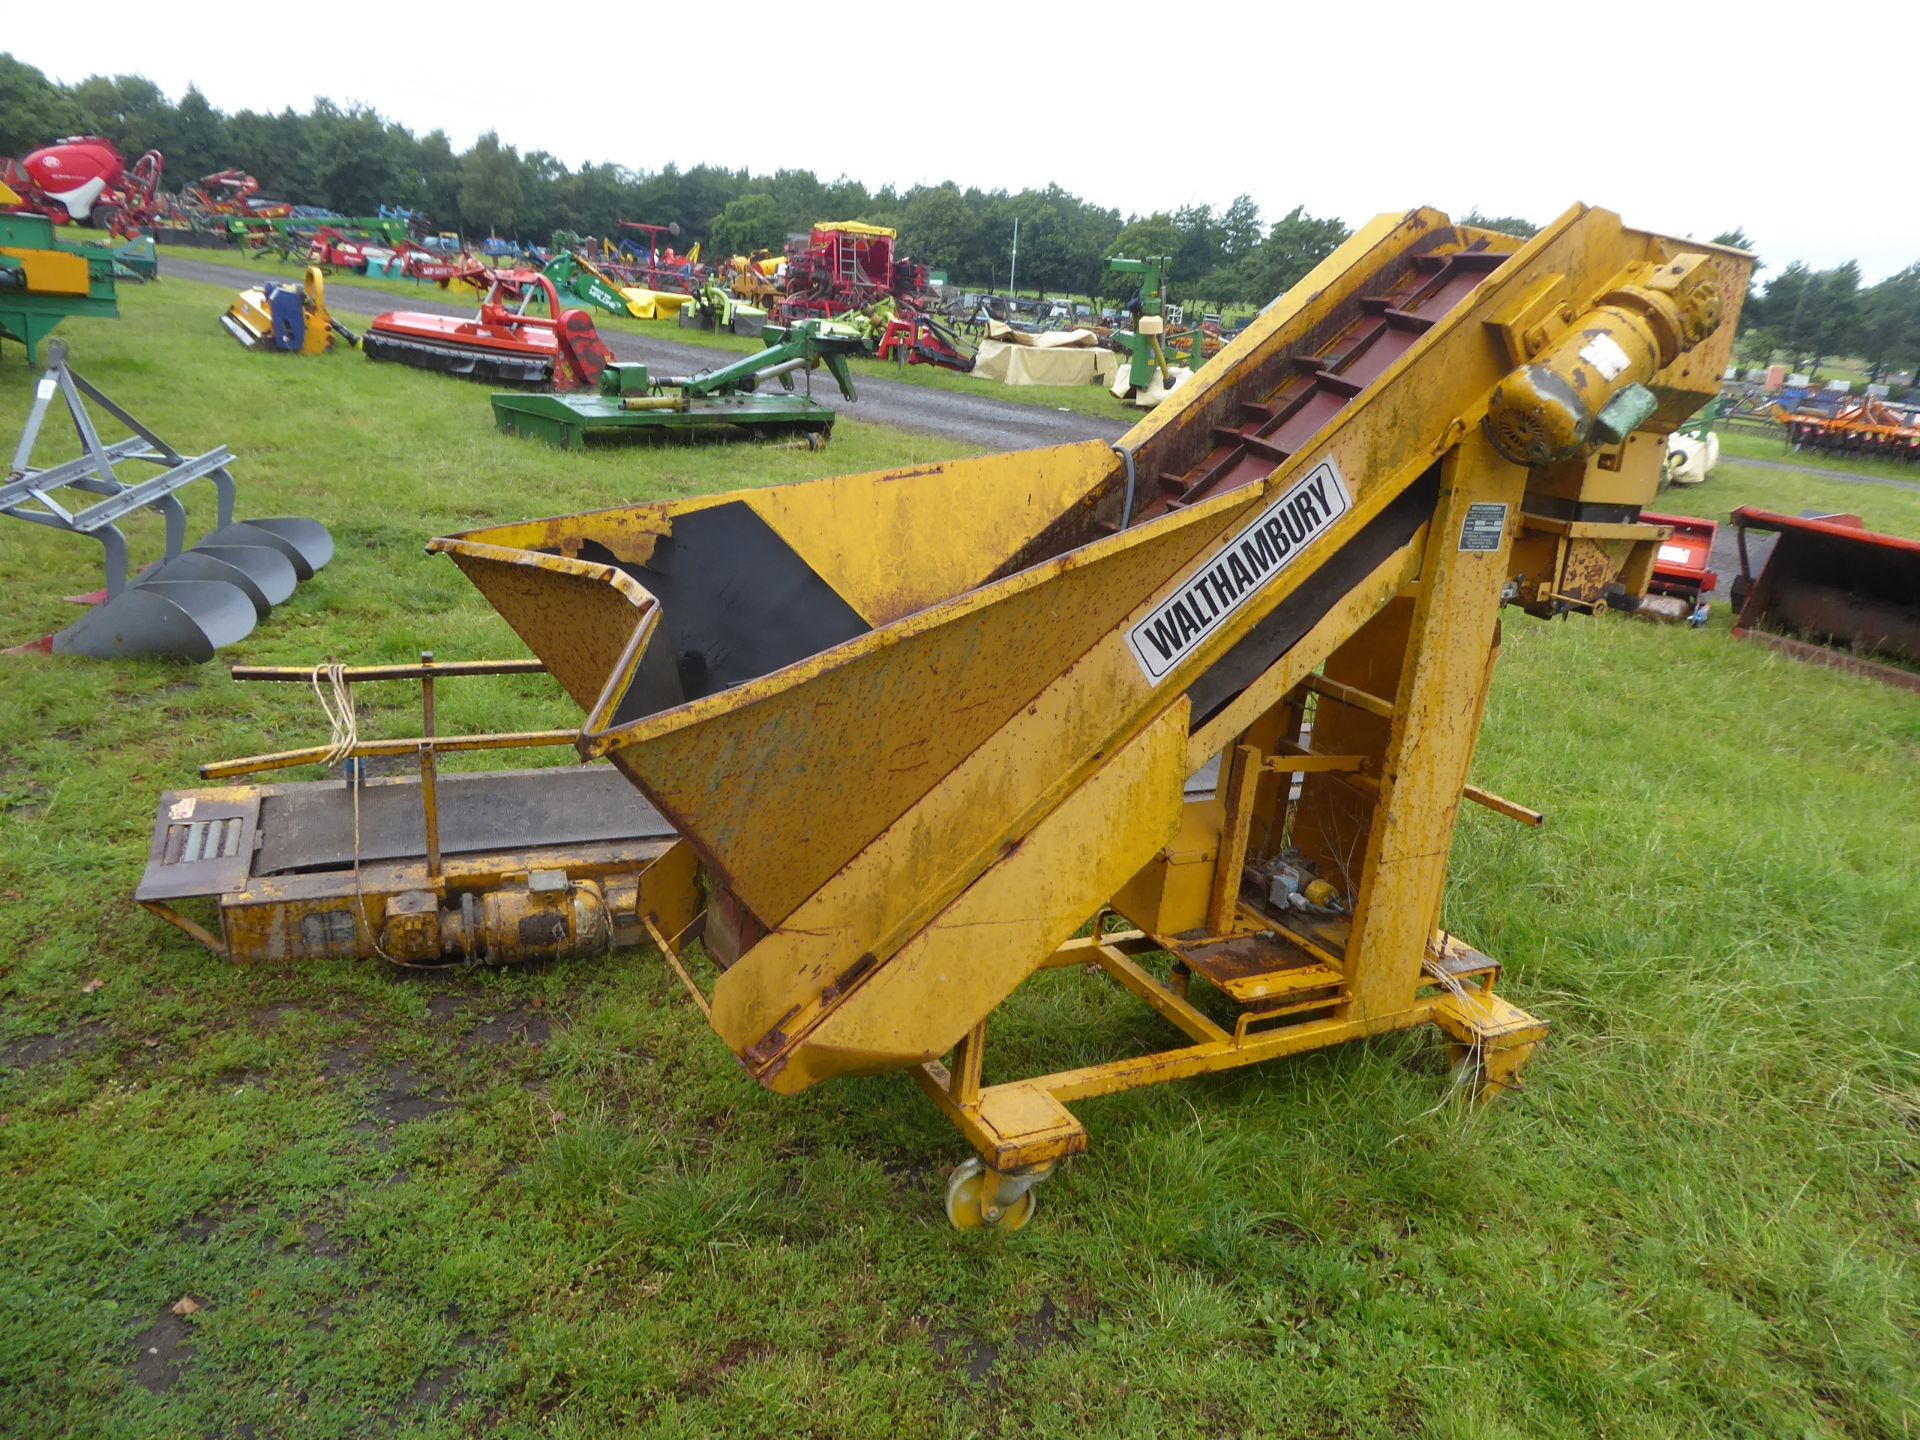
432;206;1748;1228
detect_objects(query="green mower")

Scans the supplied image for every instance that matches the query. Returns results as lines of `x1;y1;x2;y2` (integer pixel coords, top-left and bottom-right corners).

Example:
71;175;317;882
490;321;864;451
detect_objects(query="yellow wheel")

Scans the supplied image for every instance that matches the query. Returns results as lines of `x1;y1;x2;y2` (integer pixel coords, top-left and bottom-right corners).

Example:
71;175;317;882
944;1157;1038;1233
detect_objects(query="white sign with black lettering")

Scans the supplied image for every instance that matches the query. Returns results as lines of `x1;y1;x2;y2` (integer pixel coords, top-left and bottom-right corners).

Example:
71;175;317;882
1126;458;1353;684
1457;502;1509;553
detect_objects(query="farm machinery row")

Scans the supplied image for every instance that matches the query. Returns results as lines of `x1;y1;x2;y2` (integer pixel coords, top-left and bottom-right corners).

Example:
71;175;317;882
0;138;323;241
213;261;869;450
1771;393;1920;463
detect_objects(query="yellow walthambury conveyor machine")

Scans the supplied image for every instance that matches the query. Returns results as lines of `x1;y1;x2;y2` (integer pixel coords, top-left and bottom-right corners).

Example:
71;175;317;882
237;206;1749;1230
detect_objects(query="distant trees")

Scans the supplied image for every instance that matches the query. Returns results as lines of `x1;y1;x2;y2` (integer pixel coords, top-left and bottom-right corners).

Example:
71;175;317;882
0;53;80;156
457;132;523;235
709;193;782;256
5;51;1915;358
1459;209;1540;238
1856;266;1920;383
1736;255;1920;382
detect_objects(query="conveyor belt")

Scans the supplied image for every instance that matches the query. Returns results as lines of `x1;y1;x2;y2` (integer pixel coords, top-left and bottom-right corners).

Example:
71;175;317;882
1141;251;1506;520
254;766;675;874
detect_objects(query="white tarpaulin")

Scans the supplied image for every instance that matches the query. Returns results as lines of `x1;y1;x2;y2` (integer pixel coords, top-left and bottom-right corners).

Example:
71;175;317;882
972;322;1118;386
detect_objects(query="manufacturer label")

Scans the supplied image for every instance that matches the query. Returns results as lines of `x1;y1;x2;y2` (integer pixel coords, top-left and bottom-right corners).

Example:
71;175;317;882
1458;502;1509;553
1126;458;1352;683
1578;333;1632;381
167;797;196;821
1657;542;1691;564
35;377;57;401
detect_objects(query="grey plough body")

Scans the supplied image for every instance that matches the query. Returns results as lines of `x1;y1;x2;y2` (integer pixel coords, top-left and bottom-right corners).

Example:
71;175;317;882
2;340;333;660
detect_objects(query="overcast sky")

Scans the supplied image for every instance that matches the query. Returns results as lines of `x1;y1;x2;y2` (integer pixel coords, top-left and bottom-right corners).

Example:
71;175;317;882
9;1;1913;284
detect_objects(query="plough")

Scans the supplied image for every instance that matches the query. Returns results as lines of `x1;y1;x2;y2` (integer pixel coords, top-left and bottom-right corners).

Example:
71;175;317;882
5;341;332;661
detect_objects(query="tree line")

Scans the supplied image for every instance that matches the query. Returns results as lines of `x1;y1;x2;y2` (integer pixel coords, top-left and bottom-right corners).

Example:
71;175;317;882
4;54;1917;370
0;56;1358;305
1733;250;1920;384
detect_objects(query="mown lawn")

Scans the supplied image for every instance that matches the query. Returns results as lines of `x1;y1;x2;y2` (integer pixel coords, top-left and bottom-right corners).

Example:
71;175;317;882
1681;455;1920;540
1718;429;1920;494
1;278;1915;1439
156;242;1128;421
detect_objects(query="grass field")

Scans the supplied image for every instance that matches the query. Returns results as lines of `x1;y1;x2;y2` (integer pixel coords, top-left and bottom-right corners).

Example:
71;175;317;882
2;280;1916;1439
1718;430;1920;495
157;242;1128;421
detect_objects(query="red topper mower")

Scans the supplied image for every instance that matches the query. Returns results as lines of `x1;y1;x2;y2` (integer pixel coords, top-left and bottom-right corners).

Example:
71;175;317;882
362;272;614;390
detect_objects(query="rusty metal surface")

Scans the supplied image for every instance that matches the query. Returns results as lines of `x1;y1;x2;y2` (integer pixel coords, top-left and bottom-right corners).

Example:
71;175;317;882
1732;508;1920;672
1179;933;1342;1006
137;791;260;902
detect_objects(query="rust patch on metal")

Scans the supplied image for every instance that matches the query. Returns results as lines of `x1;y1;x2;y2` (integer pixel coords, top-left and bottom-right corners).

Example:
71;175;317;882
518;913;569;951
743;1006;803;1070
819;951;880;1004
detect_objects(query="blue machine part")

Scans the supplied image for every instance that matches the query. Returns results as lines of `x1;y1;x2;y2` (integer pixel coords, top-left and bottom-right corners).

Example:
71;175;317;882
267;286;307;351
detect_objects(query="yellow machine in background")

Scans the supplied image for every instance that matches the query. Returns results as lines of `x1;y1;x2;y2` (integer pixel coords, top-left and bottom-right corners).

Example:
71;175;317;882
148;205;1747;1231
221;265;357;354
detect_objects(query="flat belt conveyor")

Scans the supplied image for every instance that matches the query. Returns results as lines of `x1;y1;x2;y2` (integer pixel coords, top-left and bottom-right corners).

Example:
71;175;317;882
248;766;677;873
136;660;699;967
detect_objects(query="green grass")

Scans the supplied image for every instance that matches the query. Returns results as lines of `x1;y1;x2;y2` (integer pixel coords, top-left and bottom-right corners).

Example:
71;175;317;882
158;242;1129;422
2;281;1916;1438
1692;460;1920;538
1717;430;1920;502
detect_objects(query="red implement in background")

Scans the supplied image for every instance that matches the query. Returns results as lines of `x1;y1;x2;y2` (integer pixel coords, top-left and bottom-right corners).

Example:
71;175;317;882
1641;511;1718;600
876;312;974;372
1;137;163;236
776;224;928;322
362;272;613;392
177;169;290;221
1776;397;1920;462
1730;507;1920;691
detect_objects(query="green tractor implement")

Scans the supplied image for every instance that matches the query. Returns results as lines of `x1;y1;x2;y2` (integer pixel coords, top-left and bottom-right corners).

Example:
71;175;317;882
1107;253;1175;402
491;320;863;450
0;210;120;363
544;252;638;319
679;277;768;337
